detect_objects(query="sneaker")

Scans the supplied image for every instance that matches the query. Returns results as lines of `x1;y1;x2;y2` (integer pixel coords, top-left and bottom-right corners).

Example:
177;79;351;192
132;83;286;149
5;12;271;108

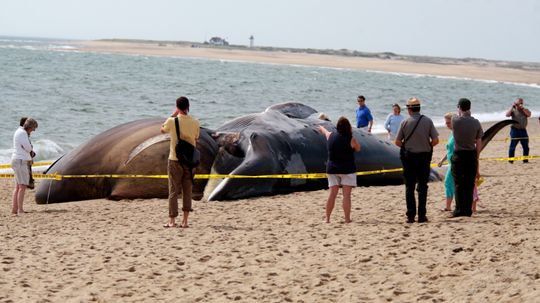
418;216;429;223
508;161;514;164
406;217;415;223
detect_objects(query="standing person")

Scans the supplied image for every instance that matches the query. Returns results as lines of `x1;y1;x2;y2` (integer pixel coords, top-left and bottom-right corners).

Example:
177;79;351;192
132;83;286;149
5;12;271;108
505;98;531;163
384;103;405;140
19;117;36;189
161;96;200;228
438;113;482;213
355;95;373;132
395;98;439;223
11;118;38;215
437;112;456;211
318;117;361;223
451;98;483;218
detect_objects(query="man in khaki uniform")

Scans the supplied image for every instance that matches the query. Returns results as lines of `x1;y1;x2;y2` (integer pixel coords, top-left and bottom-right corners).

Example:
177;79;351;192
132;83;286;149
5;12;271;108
395;97;439;223
161;96;200;228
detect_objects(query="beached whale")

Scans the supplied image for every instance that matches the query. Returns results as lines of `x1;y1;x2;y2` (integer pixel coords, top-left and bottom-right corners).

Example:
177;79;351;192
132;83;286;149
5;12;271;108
35;103;514;203
35;119;219;204
203;103;406;200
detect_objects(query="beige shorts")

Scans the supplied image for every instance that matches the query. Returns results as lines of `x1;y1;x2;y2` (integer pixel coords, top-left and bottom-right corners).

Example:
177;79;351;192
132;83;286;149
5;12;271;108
12;159;31;185
327;173;357;187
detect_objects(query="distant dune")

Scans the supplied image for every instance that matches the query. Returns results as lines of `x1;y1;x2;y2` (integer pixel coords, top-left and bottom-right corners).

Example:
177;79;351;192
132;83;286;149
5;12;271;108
74;39;540;84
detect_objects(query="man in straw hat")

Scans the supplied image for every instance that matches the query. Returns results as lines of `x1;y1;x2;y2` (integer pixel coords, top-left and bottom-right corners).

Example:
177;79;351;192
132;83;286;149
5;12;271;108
395;97;439;223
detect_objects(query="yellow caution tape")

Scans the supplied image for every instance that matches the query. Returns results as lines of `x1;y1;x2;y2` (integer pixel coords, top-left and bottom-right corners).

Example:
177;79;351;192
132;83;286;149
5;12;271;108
0;173;62;180
436;155;538;166
439;136;539;144
502;136;539;142
479;155;538;161
0;168;403;181
0;156;536;181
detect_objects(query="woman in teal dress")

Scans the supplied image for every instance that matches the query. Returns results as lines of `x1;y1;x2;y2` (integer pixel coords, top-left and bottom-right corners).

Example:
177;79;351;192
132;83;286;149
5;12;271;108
438;113;456;211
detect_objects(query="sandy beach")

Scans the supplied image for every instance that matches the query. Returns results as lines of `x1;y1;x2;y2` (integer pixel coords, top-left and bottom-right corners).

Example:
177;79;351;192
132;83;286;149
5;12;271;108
74;40;540;85
1;117;539;302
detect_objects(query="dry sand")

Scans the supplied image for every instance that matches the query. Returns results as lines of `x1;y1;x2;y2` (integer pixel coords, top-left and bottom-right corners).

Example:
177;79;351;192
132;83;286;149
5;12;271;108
73;40;540;85
1;118;539;302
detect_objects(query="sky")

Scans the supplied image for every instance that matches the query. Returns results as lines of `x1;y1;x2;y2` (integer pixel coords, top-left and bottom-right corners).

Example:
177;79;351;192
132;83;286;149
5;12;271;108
1;0;540;62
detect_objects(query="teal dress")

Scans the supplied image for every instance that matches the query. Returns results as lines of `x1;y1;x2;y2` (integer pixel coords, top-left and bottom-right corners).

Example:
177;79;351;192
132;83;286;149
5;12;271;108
445;133;455;198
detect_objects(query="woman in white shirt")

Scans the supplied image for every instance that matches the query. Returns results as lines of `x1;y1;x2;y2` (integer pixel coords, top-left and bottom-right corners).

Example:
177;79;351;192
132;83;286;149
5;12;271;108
11;118;38;215
384;103;405;140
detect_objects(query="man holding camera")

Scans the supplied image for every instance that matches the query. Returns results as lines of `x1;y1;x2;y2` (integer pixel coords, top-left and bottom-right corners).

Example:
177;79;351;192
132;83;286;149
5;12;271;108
506;98;531;163
161;96;200;228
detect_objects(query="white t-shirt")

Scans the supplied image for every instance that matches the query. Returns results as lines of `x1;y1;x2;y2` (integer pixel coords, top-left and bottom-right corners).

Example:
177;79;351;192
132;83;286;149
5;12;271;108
12;127;33;161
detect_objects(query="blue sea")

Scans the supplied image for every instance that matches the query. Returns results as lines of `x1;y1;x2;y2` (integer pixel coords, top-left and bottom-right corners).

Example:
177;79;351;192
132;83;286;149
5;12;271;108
1;36;540;164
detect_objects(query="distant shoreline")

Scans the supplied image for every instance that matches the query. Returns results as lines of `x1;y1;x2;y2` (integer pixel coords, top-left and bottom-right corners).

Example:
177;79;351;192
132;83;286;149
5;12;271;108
71;39;540;85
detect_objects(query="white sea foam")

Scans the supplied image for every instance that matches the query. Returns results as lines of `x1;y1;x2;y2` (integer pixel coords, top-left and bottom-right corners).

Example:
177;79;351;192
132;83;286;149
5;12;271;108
0;44;38;51
373;110;540;135
0;139;63;167
32;139;64;162
0;38;41;43
48;45;76;50
0;149;13;165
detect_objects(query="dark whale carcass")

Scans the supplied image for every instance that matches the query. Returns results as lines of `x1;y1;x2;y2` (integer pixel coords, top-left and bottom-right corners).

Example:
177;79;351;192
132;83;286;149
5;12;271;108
204;104;517;200
203;103;406;200
35;102;514;203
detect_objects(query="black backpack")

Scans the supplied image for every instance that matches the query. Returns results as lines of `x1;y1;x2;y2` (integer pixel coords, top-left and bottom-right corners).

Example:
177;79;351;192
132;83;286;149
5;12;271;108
174;117;200;168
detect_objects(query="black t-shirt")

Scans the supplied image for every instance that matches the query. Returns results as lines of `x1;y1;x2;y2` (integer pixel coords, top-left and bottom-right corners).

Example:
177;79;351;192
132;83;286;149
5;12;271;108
326;132;356;174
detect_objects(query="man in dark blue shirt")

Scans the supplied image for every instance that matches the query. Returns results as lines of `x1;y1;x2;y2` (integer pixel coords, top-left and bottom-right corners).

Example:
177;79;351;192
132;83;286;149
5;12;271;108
355;95;373;132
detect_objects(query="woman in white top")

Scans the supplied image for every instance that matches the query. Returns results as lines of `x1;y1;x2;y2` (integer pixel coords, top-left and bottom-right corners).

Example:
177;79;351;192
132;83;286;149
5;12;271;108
384;103;405;140
11;118;38;215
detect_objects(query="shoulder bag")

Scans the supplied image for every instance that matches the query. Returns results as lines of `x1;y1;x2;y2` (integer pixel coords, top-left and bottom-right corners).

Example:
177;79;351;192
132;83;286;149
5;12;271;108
174;117;200;168
399;115;423;160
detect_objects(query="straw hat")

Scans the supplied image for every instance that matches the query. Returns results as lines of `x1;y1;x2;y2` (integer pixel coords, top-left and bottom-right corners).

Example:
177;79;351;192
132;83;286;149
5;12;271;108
406;97;421;108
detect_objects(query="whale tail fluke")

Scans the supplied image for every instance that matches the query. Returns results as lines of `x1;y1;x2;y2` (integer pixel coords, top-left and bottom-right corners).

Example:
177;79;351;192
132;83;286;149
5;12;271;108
481;119;518;152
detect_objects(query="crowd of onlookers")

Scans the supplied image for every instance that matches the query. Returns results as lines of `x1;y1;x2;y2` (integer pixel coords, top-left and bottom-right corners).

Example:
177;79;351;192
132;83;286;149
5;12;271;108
9;95;533;227
323;95;532;223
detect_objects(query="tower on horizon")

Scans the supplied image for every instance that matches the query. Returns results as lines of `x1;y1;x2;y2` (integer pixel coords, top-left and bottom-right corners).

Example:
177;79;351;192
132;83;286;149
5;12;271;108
249;35;254;48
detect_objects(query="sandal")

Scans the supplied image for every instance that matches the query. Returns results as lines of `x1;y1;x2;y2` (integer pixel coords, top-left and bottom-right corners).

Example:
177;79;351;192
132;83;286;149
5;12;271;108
163;223;178;228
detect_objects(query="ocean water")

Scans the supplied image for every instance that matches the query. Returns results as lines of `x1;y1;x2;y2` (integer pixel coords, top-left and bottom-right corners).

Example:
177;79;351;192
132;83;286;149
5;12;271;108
1;36;540;164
